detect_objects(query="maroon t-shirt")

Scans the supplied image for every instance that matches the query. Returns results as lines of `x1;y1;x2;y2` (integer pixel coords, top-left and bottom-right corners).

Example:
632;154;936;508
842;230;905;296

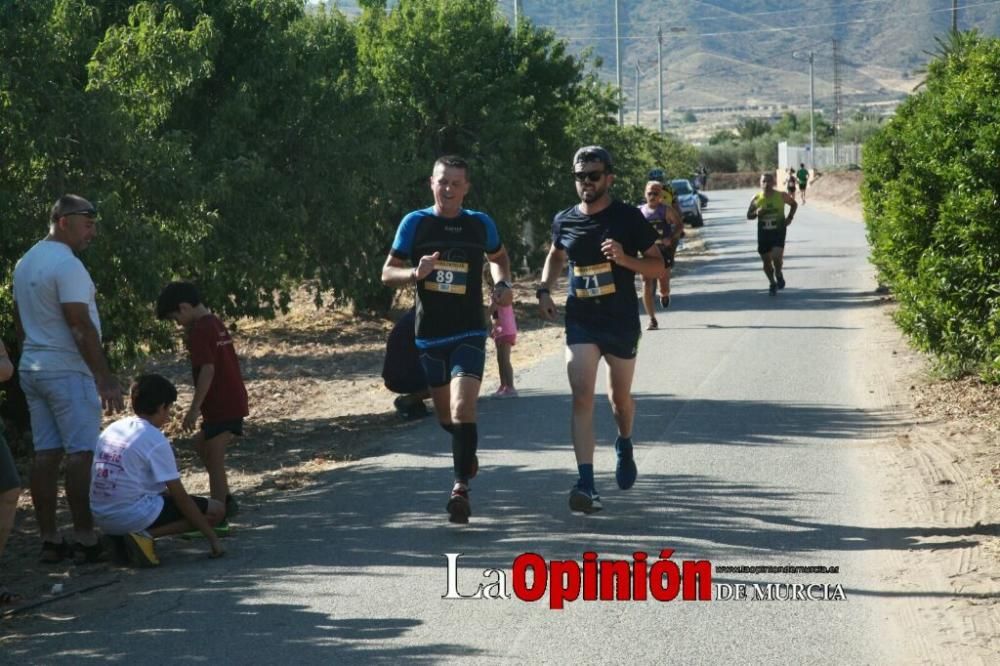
188;314;249;423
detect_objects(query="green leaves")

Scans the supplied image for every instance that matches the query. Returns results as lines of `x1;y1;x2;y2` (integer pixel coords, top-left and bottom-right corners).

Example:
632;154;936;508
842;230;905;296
1;0;698;365
863;32;1000;381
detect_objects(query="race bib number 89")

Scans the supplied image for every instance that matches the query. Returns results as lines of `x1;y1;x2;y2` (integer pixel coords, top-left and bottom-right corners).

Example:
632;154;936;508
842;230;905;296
572;262;616;298
424;260;469;295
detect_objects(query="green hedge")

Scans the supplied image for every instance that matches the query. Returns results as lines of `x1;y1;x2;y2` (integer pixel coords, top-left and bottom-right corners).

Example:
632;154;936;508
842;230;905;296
0;0;695;367
862;32;1000;380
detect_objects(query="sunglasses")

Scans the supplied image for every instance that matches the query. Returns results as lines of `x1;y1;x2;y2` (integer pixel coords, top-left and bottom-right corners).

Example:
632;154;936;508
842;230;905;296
61;208;98;218
573;170;606;183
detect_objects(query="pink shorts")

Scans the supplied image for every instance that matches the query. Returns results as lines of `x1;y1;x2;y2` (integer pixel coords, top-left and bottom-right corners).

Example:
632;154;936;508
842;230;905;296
493;333;516;346
491;304;517;346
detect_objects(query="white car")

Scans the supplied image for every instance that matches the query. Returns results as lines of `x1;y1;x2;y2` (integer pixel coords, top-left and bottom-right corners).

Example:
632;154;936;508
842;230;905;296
670;179;704;227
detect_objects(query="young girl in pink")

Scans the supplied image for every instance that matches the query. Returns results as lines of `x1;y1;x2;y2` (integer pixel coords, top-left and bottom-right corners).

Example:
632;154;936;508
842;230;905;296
491;302;518;398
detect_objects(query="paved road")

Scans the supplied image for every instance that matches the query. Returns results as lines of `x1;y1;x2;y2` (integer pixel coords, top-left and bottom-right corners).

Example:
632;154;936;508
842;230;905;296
6;189;921;664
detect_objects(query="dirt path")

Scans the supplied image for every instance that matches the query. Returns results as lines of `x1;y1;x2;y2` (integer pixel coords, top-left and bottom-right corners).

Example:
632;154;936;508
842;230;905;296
784;170;999;658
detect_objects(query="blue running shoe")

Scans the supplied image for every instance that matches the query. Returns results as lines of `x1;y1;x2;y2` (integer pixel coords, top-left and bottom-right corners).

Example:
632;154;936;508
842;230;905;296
569;483;603;513
615;438;637;490
615;437;639;490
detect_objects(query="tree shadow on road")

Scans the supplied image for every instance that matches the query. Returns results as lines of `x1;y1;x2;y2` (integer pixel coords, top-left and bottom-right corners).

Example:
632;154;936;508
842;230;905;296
6;393;993;661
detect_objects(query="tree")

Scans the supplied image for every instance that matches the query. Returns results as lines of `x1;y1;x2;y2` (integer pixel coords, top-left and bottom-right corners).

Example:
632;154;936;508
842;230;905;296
735;117;771;141
863;32;1000;380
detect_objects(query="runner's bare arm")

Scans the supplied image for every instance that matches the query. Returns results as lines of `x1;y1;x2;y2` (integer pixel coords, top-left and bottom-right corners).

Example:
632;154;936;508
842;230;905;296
666;207;684;244
783;192;798;224
605;242;665;279
537;245;566;320
382;253;439;288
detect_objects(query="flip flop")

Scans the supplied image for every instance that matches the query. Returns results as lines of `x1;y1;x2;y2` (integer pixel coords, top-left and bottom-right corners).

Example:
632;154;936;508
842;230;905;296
0;586;23;606
73;540;106;564
39;539;71;564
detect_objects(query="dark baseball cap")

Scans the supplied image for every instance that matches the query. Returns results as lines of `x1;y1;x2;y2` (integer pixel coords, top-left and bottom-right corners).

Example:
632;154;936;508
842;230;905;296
573;145;614;171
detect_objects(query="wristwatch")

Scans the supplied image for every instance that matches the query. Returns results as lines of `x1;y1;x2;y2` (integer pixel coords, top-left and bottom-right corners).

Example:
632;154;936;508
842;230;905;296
535;287;550;299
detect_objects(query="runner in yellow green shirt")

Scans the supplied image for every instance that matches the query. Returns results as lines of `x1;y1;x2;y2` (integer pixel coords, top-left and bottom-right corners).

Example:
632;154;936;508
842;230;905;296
747;172;798;295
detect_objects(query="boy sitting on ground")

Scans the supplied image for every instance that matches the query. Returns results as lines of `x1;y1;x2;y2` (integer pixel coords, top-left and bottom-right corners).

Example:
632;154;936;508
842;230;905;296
91;374;225;566
156;282;249;532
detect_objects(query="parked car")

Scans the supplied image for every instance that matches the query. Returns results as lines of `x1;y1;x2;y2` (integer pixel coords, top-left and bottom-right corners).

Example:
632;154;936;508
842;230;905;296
670;178;704;227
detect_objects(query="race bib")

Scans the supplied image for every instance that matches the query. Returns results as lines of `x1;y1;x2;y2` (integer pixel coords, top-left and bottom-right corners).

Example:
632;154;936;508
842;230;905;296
572;262;616;298
423;260;468;295
760;212;780;230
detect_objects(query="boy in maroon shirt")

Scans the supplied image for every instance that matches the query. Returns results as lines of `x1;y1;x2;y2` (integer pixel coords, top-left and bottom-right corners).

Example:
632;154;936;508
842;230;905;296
156;282;248;530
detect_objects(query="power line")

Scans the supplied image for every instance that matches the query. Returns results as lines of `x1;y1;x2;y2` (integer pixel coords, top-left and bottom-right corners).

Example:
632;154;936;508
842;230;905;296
550;0;1000;40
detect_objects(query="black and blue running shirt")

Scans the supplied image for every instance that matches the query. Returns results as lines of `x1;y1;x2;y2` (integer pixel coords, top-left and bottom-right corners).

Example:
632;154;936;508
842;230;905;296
551;199;659;333
391;207;502;348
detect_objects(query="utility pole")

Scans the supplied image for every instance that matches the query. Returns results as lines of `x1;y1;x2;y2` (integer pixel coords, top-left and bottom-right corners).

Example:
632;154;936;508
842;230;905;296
615;0;623;125
635;60;641;126
952;0;958;32
833;39;842;166
657;24;664;133
809;51;815;171
514;0;521;34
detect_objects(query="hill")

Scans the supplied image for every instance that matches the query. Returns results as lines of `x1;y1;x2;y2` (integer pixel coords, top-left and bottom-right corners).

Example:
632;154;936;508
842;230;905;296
326;0;1000;136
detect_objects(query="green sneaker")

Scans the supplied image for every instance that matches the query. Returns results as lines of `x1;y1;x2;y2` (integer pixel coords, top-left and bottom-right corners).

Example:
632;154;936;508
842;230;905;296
180;521;231;540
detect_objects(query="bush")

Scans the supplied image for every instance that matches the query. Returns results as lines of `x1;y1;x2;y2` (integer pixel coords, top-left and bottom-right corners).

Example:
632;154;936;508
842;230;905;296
862;32;1000;381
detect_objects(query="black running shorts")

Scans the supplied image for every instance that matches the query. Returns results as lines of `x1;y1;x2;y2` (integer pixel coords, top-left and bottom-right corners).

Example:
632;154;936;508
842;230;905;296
418;335;487;388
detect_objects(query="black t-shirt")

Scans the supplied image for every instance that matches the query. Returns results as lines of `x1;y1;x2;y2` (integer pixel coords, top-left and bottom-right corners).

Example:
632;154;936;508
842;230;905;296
551;199;659;333
390;207;502;346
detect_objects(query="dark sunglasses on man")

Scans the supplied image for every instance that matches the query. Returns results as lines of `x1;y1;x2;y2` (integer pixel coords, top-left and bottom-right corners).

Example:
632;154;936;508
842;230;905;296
573;170;605;183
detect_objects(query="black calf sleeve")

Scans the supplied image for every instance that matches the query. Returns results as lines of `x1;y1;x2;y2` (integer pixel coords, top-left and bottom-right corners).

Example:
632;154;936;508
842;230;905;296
451;422;478;482
440;421;455;434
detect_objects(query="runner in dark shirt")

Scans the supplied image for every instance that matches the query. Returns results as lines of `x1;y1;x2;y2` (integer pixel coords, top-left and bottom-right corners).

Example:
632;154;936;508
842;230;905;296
537;146;663;514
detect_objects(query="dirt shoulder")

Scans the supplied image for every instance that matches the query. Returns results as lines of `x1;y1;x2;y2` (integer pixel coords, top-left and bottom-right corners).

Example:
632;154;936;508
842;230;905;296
809;171;1000;657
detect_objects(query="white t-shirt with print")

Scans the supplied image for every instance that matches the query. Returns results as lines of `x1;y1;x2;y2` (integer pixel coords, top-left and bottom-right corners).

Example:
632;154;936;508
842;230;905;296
91;416;179;535
13;239;101;375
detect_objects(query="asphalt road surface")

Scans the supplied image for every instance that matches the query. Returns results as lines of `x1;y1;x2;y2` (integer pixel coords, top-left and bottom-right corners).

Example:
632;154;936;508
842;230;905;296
6;189;929;664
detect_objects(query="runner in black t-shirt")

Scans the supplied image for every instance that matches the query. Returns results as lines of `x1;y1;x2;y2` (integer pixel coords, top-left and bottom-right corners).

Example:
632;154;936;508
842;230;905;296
536;146;663;514
382;156;513;524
